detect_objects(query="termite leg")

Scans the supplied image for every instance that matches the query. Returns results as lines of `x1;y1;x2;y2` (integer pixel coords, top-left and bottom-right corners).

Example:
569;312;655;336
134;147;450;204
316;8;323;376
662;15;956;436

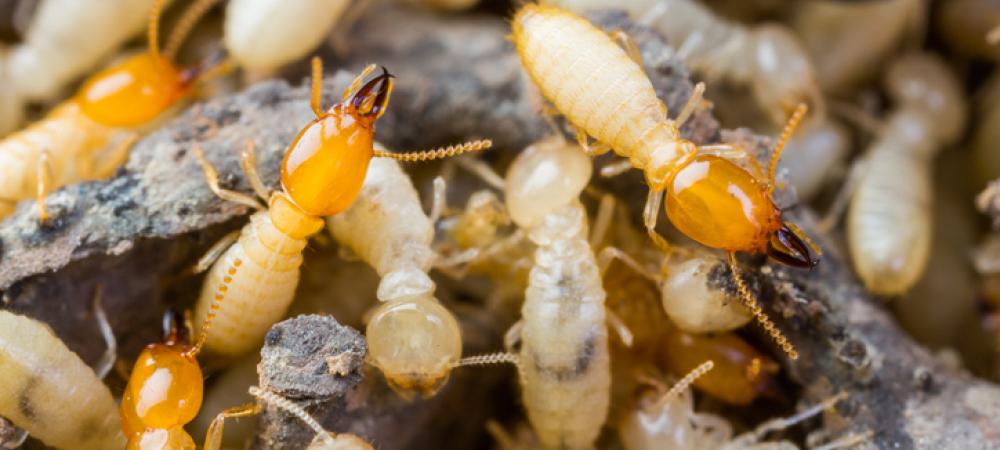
589;193;615;247
674;82;705;127
812;430;875;450
429;176;447;224
818;157;868;233
192;230;240;275
91;285;117;380
606;309;634;348
642;189;672;253
573;125;611;156
240;140;270;202
192;145;266;210
599;158;633;178
597;246;659;282
341;63;378;102
204;403;261;450
34;148;53;221
766;103;808;195
608;30;644;65
733;391;847;446
503;320;523;353
93;133;139;178
455;157;505;190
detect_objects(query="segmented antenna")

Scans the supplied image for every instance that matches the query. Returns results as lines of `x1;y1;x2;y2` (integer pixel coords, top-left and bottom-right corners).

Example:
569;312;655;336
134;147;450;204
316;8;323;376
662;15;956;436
148;0;165;61
651;360;714;411
165;0;221;60
767;103;808;196
374;140;493;162
728;253;799;360
452;352;520;368
249;387;337;447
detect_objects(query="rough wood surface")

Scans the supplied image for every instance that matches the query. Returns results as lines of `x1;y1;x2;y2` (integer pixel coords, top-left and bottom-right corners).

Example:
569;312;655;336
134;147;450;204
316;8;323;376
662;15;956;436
0;3;997;449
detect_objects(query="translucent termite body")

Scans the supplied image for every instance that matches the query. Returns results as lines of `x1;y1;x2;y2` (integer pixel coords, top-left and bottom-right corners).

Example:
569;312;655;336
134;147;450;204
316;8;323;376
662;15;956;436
619;362;851;450
512;4;816;360
192;57;489;359
509;138;610;450
847;53;967;295
790;0;924;93
327;154;462;399
0;0;222;221
224;0;351;72
547;0;822;125
0;310;124;450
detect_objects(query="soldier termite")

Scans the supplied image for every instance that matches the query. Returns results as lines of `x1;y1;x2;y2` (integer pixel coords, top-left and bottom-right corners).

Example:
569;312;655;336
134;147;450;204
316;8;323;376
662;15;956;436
326;154;463;399
0;310;124;450
844;53;966;295
224;0;351;74
619;365;856;450
190;56;491;359
512;4;817;360
0;0;167;134
0;0;225;221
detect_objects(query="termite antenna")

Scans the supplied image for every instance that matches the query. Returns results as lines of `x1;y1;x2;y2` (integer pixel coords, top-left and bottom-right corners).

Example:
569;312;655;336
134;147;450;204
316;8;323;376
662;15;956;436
736;391;848;446
165;0;220;60
374;139;493;162
451;352;520;368
311;56;325;117
249;387;337;447
148;0;166;61
651;360;714;412
767;103;808;196
728;253;799;360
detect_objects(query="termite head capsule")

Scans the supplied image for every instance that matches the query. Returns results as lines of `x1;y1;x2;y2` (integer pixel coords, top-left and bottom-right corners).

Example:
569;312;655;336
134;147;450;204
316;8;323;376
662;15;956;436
281;69;394;217
120;342;203;440
366;299;462;399
665;155;816;268
504;136;592;229
77;54;192;128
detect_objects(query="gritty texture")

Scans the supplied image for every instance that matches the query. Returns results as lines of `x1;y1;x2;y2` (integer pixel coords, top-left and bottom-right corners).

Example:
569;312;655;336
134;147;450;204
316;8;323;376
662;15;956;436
0;2;996;449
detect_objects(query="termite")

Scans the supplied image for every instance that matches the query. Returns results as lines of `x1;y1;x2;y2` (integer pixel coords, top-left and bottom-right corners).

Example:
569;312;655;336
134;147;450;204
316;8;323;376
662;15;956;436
547;0;823;127
326;154;463;398
190;56;491;359
0;0;224;221
224;0;351;74
845;52;966;295
659;331;778;406
0;0;168;135
457;136;621;450
246;387;373;449
512;4;817;360
790;0;924;93
120;310;265;449
0;310;124;450
619;363;855;450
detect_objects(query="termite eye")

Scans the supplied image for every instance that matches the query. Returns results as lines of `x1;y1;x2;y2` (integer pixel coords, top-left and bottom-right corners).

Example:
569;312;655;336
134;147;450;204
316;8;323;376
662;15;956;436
78;53;187;127
349;68;394;119
766;224;815;269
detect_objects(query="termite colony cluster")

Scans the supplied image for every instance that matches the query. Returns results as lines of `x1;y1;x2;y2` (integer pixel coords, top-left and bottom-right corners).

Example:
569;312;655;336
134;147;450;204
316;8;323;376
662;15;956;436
0;0;997;449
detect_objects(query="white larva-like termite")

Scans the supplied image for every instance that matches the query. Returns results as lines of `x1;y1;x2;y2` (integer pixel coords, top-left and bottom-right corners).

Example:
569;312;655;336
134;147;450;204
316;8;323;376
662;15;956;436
790;0;924;93
846;52;967;295
224;0;351;73
327;153;462;399
0;310;124;450
547;0;823;126
618;363;858;450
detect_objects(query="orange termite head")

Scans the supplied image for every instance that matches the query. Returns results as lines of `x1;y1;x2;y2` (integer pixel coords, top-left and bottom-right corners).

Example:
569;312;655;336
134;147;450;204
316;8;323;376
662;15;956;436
78;0;224;128
767;222;816;269
280;67;394;217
